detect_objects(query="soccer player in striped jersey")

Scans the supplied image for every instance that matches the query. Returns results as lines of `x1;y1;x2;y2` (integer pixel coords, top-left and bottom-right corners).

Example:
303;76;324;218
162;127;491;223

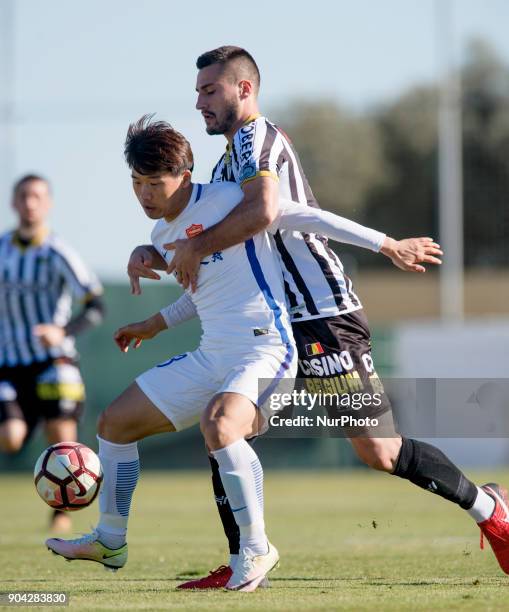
0;174;105;532
159;46;508;584
47;117;414;590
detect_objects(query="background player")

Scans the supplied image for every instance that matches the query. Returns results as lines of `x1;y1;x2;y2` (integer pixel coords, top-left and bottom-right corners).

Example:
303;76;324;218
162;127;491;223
0;174;105;532
129;47;509;585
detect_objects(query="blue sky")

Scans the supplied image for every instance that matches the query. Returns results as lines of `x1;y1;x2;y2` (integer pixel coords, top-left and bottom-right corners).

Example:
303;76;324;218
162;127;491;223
1;0;508;278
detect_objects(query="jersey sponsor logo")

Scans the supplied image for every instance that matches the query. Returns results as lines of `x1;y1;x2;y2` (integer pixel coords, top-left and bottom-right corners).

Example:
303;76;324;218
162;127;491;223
362;352;374;373
239;163;256;183
185;224;204;238
304;372;364;394
305;342;324;356
299;350;354;376
239;123;256;162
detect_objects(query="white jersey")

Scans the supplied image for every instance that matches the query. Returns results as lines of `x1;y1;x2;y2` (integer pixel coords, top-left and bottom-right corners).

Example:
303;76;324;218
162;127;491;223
151;183;294;361
211;114;362;321
0;230;103;367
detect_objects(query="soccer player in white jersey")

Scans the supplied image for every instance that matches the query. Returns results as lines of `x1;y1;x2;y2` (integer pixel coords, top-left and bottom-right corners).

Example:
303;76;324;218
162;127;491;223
130;47;509;585
0;174;104;532
46;116;302;591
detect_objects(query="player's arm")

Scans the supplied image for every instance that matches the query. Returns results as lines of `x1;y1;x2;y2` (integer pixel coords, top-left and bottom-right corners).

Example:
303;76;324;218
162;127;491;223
65;294;105;336
114;293;197;352
159;293;197;327
34;245;106;347
165;175;279;291
34;293;106;348
127;244;167;295
273;201;443;272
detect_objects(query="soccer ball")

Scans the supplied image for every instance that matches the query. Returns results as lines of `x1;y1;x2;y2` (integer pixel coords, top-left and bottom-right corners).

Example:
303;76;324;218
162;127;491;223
34;442;103;511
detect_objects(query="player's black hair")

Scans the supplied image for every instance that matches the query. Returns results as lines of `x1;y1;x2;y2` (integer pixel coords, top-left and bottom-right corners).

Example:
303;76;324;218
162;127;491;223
13;174;51;195
196;46;260;93
124;114;194;176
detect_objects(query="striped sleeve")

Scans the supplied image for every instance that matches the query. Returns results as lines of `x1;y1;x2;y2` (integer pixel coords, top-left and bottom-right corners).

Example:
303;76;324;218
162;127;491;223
210;153;226;183
232;119;282;185
49;238;103;302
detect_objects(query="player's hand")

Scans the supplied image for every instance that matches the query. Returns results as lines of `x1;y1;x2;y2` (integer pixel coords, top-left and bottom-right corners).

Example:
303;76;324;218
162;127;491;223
380;237;443;272
114;314;167;353
127;246;162;295
33;324;65;348
163;239;202;292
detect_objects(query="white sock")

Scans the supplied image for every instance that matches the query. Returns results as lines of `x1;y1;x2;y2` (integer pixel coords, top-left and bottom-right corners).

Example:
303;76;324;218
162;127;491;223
212;439;267;556
96;436;140;549
467;487;496;523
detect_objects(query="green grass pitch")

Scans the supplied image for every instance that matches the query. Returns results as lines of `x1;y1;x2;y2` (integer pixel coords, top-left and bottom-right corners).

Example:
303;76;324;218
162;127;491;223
1;470;508;611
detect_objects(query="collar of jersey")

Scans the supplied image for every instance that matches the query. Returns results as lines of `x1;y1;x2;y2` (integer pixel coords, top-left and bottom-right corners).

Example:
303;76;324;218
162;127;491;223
12;226;50;250
189;183;204;206
161;184;202;225
183;183;202;215
243;113;261;125
225;114;262;152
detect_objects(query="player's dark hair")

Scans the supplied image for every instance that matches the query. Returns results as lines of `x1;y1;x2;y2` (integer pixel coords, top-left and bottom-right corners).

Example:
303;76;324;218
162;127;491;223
196;46;260;93
13;174;51;195
124;114;194;176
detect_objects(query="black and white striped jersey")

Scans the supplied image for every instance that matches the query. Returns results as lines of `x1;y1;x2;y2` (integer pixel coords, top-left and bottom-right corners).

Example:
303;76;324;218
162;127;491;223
0;229;103;367
211;114;362;322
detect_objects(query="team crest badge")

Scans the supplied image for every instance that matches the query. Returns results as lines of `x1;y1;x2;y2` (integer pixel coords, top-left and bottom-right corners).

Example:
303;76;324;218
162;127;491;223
239;163;257;183
185;224;204;238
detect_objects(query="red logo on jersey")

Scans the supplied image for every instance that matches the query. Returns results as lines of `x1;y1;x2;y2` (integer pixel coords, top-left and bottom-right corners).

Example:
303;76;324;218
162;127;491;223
185;224;204;238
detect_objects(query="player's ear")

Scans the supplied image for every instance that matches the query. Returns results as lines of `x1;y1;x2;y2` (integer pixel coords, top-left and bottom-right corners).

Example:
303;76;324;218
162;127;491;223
180;170;192;188
238;80;253;100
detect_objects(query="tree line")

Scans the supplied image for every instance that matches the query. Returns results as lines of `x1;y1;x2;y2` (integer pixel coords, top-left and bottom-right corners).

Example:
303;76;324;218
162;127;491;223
274;39;509;268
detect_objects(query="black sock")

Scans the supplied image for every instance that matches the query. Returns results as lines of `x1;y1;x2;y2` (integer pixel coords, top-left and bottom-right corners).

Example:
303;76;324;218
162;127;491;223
209;455;240;555
393;437;478;509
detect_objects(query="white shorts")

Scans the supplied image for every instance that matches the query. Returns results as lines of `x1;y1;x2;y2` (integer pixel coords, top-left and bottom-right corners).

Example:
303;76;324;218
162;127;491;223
136;343;297;431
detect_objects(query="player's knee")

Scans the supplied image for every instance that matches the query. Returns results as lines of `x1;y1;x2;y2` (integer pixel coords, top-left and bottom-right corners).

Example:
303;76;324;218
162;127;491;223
200;401;223;441
0;435;23;454
97;407;117;441
201;415;236;449
0;420;27;453
353;438;401;472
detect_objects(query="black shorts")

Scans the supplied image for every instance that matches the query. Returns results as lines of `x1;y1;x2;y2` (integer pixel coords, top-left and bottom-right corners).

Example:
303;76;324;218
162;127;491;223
291;309;392;421
0;358;85;441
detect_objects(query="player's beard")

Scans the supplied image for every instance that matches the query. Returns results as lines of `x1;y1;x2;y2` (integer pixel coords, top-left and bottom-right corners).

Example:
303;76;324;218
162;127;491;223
206;100;238;135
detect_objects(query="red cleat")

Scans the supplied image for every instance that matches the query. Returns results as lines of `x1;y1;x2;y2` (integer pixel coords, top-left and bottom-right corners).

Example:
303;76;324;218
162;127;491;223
177;565;233;590
479;483;509;574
